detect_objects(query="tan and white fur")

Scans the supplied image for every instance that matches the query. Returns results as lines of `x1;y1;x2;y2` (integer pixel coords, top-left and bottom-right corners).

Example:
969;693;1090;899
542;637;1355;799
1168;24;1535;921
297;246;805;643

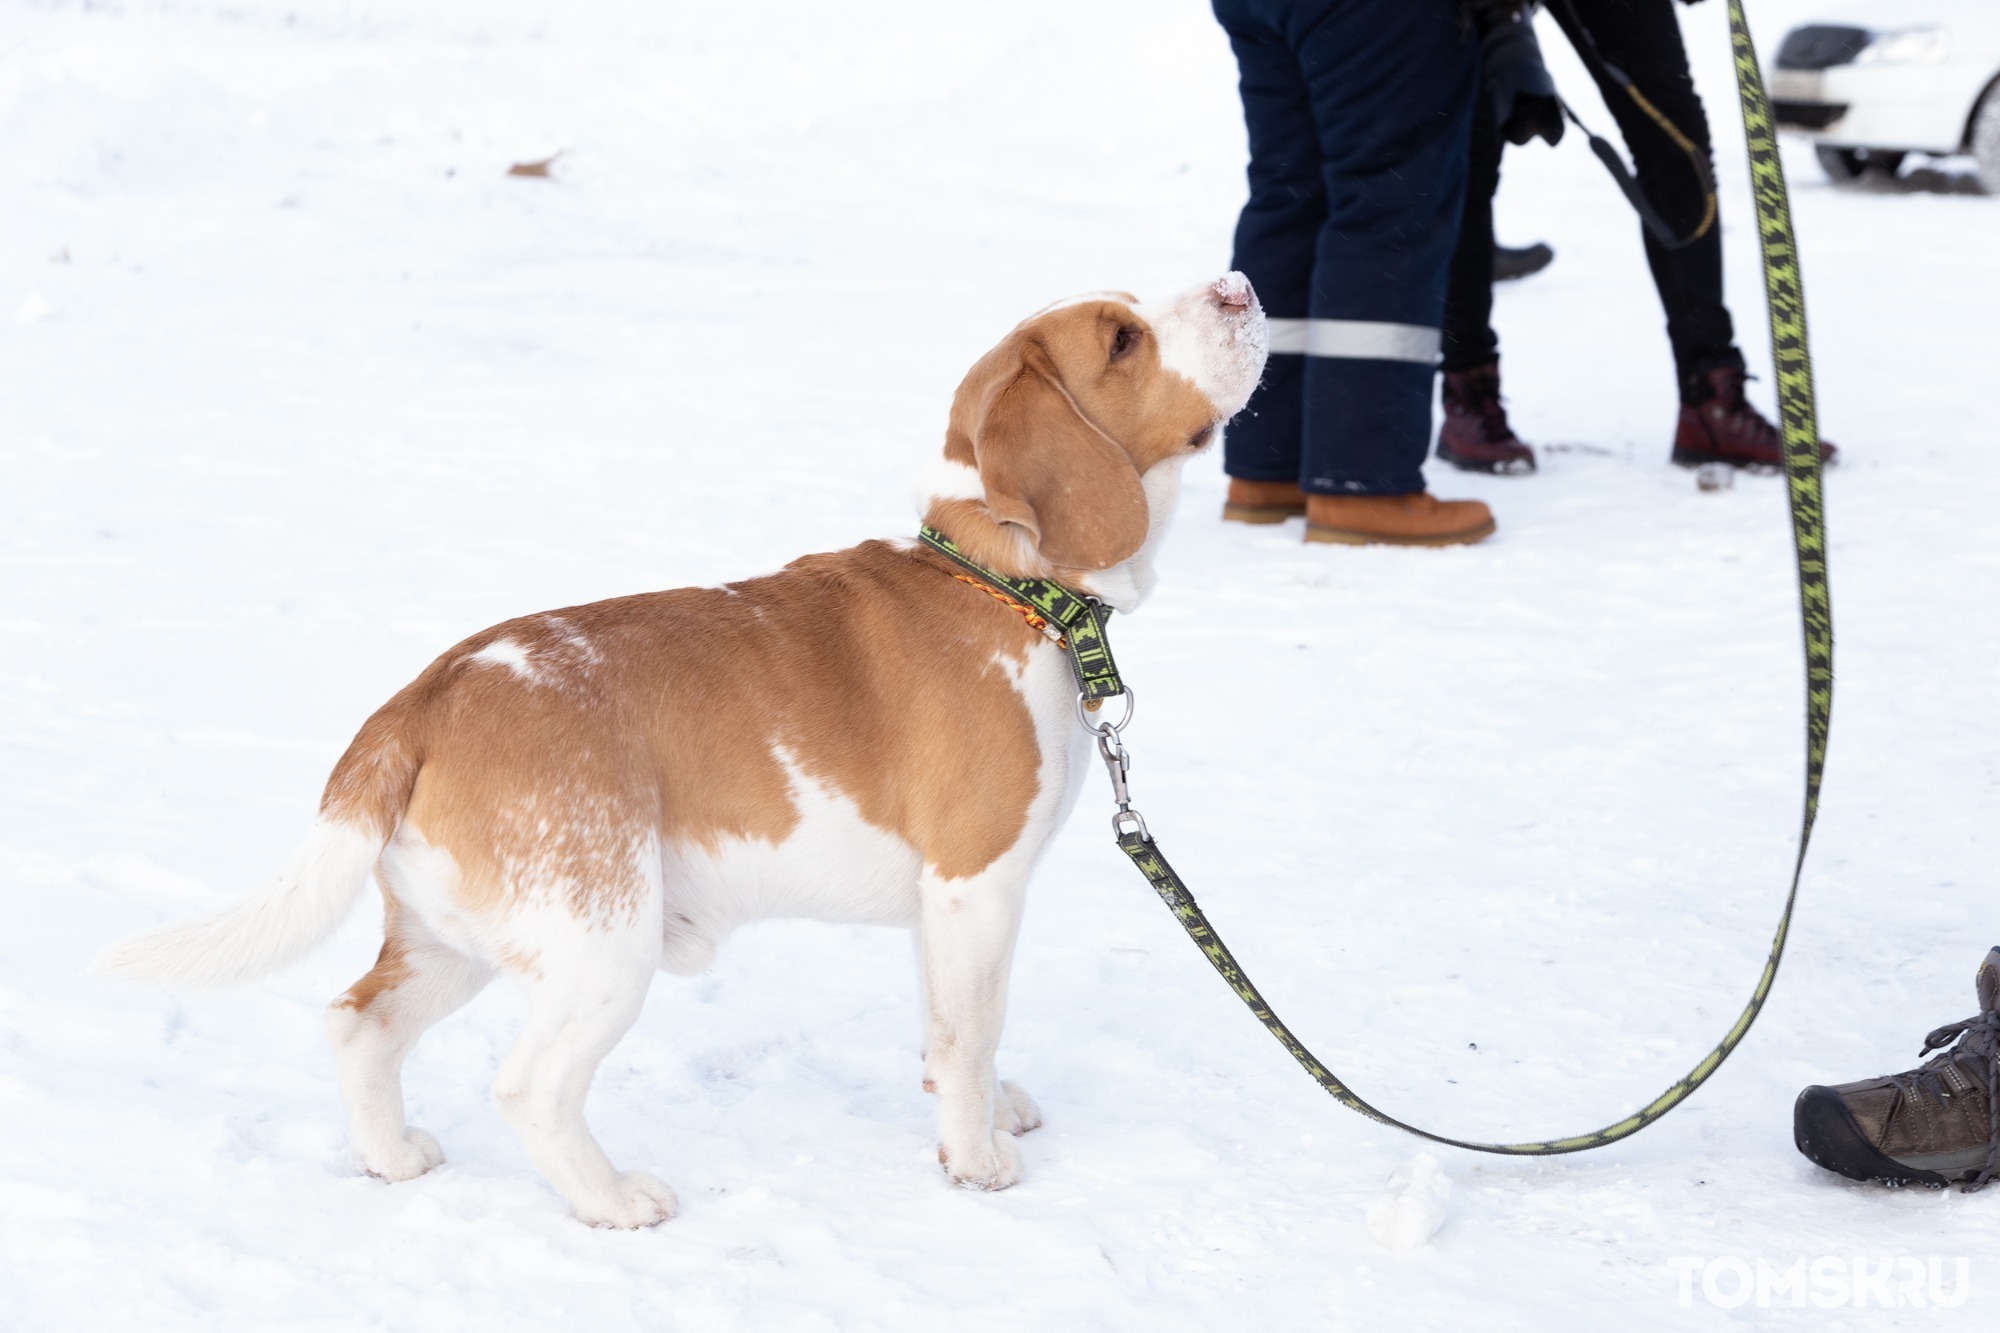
97;274;1269;1228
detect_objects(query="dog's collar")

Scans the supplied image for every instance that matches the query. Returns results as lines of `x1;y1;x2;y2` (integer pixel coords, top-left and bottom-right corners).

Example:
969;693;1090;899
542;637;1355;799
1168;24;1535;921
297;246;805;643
916;525;1126;703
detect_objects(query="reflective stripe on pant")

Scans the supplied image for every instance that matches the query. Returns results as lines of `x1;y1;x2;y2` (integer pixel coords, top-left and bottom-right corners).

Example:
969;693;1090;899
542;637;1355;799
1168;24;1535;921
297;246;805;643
1214;0;1477;496
1265;319;1443;363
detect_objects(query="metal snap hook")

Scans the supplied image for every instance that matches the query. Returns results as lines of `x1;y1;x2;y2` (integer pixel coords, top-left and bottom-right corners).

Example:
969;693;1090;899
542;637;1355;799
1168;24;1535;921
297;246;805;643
1111;807;1151;841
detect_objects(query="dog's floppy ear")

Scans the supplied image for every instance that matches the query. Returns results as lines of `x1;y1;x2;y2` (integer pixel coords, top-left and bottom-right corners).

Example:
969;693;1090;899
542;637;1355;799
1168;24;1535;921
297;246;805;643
971;344;1149;572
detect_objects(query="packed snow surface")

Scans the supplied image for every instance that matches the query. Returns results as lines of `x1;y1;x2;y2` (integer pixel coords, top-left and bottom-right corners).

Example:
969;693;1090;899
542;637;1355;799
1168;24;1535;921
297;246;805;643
1368;1153;1454;1252
4;0;1999;1328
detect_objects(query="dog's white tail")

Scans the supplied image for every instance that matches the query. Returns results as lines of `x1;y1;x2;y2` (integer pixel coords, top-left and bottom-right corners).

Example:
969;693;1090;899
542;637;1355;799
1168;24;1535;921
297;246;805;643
93;819;384;988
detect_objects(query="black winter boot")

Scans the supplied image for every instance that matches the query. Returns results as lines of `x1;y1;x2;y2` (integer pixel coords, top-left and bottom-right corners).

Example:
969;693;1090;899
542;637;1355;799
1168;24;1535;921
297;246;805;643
1493;242;1554;282
1794;948;2000;1188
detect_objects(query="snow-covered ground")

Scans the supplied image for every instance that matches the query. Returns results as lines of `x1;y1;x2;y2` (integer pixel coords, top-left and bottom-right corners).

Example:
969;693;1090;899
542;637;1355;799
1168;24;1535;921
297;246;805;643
4;0;1998;1327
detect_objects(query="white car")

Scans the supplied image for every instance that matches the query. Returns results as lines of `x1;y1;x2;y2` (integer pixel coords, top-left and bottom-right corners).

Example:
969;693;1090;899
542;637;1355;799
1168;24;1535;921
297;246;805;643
1768;0;2000;190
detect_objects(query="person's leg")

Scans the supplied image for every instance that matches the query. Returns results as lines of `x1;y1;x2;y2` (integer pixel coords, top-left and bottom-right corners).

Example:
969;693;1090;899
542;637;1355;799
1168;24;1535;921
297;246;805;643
1215;0;1320;490
1437;58;1536;475
1442;90;1503;375
1554;0;1835;466
1552;0;1735;384
1289;0;1479;498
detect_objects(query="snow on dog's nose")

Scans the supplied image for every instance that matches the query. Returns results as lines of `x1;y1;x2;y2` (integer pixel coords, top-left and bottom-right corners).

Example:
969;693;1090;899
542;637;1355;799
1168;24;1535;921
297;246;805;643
1136;273;1268;421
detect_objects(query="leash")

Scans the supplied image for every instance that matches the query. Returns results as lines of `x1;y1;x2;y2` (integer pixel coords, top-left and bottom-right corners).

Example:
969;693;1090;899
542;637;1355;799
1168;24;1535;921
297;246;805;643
919;0;1830;1155
1554;92;1717;251
1547;0;1718;252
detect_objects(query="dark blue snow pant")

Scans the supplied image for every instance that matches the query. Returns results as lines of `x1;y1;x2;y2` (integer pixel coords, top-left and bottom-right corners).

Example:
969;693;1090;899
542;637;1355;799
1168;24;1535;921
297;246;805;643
1214;0;1478;496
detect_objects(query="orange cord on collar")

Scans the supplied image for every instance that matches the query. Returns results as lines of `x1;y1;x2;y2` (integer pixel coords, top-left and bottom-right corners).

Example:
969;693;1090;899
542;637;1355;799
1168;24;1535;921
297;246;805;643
948;572;1066;647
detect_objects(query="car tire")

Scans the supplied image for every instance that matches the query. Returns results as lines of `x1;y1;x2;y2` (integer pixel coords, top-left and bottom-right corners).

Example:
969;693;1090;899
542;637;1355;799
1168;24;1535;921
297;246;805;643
1974;85;2000;195
1816;145;1865;181
1815;145;1904;184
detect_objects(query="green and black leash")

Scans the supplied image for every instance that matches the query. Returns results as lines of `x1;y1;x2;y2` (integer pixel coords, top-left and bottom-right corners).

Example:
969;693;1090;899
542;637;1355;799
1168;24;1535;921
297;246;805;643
924;0;1831;1157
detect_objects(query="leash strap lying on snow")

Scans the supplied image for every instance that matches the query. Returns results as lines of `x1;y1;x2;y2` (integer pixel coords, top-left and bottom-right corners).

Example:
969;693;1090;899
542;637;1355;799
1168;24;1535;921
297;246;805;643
1097;1;1828;1155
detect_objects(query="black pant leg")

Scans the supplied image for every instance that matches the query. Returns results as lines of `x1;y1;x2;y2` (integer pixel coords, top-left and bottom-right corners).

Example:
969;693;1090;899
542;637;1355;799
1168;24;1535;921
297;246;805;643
1553;0;1739;386
1442;88;1504;373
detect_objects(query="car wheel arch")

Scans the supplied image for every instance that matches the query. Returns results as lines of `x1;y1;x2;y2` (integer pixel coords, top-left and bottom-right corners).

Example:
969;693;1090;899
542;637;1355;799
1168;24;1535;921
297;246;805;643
1963;67;2000;151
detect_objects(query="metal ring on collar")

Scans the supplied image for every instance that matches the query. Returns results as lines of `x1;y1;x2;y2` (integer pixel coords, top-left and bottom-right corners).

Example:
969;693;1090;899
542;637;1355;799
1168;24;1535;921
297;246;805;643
1076;687;1135;735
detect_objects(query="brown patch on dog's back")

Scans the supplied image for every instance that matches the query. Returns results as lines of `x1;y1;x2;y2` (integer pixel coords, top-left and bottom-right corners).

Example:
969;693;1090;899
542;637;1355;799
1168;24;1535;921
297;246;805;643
358;540;1046;921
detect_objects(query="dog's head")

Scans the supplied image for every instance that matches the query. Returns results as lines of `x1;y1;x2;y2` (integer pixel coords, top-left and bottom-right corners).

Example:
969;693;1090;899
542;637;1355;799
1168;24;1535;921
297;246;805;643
918;274;1268;610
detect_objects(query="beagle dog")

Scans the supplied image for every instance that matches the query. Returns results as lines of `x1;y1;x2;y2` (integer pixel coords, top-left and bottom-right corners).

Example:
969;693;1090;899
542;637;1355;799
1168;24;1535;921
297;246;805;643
98;274;1269;1227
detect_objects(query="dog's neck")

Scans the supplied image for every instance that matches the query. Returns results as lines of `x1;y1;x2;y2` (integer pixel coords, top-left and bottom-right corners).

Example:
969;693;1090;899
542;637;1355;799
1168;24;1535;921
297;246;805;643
1077;455;1185;613
913;454;1184;614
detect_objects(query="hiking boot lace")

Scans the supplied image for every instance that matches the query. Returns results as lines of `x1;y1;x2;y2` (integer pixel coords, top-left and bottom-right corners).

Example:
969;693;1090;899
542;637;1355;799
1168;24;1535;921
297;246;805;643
1698;369;1784;447
1890;1009;2000;1191
1448;380;1515;443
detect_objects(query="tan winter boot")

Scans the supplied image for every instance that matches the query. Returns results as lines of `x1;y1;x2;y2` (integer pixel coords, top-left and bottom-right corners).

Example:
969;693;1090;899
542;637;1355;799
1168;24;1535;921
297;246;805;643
1222;478;1308;524
1304;492;1495;547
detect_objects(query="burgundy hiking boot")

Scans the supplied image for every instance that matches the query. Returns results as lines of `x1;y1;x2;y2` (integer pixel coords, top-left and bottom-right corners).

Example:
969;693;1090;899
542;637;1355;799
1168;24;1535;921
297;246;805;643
1674;365;1837;469
1437;361;1536;474
1795;947;2000;1189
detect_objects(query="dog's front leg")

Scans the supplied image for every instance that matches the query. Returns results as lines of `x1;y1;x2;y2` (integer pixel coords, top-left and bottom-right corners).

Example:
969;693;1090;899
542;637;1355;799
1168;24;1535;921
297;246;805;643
917;867;1031;1190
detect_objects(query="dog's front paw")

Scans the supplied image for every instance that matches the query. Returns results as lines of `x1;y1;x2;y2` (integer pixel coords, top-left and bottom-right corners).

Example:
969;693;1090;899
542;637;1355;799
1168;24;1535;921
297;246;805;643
572;1170;679;1229
994;1080;1042;1137
939;1130;1024;1191
361;1127;445;1182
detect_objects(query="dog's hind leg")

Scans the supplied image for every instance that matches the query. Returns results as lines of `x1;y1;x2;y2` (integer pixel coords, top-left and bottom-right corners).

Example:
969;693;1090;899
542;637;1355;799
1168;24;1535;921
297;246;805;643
328;885;493;1181
490;894;674;1229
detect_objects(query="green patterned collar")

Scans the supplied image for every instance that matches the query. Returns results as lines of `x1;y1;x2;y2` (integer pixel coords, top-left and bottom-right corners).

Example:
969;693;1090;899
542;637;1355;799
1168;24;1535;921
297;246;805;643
916;525;1126;702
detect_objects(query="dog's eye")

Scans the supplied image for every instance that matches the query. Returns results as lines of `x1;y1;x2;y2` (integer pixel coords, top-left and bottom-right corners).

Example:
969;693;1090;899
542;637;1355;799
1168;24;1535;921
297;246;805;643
1109;325;1142;362
1188;424;1216;451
